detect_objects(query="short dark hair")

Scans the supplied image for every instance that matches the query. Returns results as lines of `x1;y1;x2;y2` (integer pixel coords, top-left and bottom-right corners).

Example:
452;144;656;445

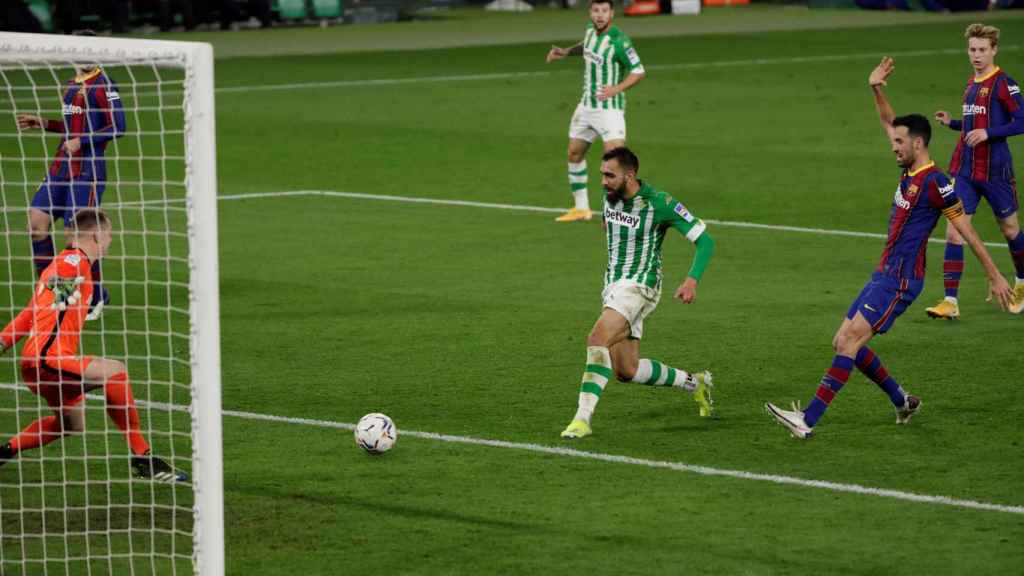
590;0;614;7
70;209;111;233
602;146;639;173
892;114;931;147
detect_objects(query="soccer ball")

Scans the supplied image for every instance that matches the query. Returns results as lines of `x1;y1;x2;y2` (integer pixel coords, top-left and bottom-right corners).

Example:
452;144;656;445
354;413;397;454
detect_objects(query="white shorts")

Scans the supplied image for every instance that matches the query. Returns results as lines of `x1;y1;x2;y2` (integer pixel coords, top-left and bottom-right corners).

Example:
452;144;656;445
568;104;627;143
602;280;660;340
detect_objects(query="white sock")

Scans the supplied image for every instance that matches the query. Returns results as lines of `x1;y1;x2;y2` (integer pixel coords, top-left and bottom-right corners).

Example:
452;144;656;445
573;346;611;424
945;296;959;305
630;359;693;391
568;161;589;210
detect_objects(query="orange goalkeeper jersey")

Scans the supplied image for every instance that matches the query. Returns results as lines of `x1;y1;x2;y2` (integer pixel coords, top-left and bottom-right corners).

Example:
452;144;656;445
0;249;93;366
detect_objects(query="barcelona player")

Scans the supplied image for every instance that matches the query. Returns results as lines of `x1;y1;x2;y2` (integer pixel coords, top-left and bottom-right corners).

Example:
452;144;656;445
926;23;1024;318
16;43;126;321
765;58;1013;439
0;210;185;482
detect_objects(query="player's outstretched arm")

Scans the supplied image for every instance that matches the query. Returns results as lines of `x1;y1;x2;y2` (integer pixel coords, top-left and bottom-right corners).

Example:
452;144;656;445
869;57;897;134
16;114;62;133
546;42;583;63
947;208;1013;309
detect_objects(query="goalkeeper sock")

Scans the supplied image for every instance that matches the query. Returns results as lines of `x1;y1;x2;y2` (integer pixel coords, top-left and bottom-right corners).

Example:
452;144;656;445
568;161;589;210
630;359;694;391
573;346;611;424
105;373;150;456
9;415;64;454
31;236;55;276
855;346;906;408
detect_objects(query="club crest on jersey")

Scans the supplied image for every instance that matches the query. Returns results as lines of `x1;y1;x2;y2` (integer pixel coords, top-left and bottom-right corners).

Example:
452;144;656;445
906;184;919;198
979;87;990;98
605;208;640;229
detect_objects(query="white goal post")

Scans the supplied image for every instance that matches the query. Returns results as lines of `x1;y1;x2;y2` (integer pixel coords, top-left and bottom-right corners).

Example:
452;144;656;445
0;32;223;575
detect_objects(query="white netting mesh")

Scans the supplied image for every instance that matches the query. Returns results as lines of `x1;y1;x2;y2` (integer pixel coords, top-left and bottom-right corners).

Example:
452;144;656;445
0;51;203;575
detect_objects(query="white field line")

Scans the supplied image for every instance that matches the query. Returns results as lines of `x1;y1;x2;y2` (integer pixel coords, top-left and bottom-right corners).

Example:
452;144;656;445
213;45;1020;94
1;383;1019;516
209;189;1005;249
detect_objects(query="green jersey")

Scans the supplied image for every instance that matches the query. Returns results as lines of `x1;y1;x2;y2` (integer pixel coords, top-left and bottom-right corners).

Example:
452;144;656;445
603;182;707;290
581;24;644;111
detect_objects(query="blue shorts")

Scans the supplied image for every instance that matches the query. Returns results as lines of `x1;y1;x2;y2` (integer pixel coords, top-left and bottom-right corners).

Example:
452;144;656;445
954;176;1018;219
846;273;923;335
31;179;103;227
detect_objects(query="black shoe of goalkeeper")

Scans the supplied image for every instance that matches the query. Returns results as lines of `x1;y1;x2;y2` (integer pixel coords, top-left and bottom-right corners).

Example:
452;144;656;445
131;452;188;483
0;442;14;466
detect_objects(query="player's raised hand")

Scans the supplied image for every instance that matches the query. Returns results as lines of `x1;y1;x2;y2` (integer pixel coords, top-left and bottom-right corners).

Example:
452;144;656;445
674;277;698;303
988;274;1013;310
869;57;894;87
964;128;989;147
546;46;568;63
934;111;952;126
16;114;43;131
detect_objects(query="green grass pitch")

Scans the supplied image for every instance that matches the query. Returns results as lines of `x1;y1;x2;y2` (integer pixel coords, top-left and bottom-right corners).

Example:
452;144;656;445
1;7;1023;574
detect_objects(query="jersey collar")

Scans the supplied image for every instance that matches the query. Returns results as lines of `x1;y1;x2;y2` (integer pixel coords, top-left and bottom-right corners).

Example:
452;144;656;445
74;67;102;84
908;161;935;177
974;66;1001;83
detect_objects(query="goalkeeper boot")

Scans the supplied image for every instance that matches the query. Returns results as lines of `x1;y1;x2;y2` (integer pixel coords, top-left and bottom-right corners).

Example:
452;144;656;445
132;452;188;483
1009;281;1024;315
925;298;959;320
0;442;14;467
765;401;813;439
692;371;714;418
560;419;592;439
554;208;593;223
896;394;921;425
86;284;110;322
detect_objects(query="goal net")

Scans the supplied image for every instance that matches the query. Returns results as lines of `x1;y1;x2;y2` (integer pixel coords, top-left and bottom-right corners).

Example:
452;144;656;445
0;33;223;575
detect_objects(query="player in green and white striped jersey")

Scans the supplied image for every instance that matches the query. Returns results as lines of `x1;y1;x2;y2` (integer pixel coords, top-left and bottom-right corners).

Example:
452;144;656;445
561;147;716;439
546;0;646;223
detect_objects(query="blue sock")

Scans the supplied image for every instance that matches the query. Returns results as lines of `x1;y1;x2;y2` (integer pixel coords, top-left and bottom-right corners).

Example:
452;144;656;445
943;243;964;299
803;355;854;428
855;347;906;408
31;236;54;276
1008;231;1024;280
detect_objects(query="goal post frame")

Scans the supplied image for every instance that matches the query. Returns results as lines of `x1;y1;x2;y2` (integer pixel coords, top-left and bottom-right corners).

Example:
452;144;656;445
0;32;224;576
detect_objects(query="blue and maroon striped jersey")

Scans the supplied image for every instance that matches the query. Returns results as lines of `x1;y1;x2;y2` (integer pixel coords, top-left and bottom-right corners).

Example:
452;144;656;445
44;68;126;183
877;162;962;280
948;67;1024;182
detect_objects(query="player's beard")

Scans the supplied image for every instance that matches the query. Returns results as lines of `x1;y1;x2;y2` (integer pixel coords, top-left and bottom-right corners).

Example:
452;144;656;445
605;184;625;203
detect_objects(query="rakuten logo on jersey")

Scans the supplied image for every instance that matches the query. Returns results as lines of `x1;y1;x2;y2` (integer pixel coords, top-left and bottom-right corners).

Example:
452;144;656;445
894;187;911;210
962;103;987;116
62;104;83;115
605;208;640;229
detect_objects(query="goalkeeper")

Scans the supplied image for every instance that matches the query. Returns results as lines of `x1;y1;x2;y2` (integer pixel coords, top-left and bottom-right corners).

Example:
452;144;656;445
16;49;126;321
0;210;185;483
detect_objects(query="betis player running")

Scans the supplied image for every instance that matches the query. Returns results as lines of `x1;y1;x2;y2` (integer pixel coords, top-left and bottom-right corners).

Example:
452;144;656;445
0;210;186;482
926;23;1024;319
546;0;646;223
765;58;1013;440
561;147;715;439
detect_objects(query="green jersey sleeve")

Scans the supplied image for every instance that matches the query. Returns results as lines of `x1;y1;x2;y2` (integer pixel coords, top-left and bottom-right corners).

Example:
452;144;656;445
614;35;645;74
654;193;707;243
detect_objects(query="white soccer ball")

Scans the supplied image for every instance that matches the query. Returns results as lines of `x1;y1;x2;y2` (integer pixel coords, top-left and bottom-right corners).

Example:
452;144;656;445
354;413;397;454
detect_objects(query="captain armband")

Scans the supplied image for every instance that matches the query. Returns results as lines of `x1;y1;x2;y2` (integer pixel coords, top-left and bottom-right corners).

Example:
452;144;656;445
942;200;965;221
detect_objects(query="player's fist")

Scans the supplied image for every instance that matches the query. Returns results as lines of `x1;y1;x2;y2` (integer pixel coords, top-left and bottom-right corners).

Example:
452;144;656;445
869;57;894;87
63;137;81;155
546;46;568;63
16;114;43;131
964;128;988;147
674;277;698;304
934;111;952;126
